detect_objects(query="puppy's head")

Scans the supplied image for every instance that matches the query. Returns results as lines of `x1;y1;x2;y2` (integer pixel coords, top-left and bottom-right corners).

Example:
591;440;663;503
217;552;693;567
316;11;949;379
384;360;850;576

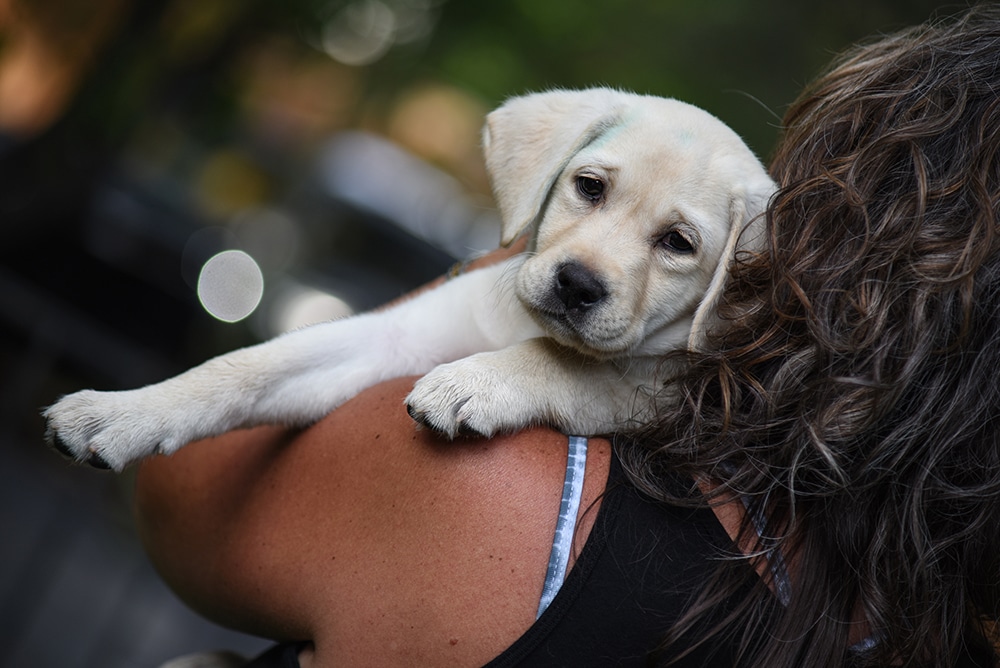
483;88;774;358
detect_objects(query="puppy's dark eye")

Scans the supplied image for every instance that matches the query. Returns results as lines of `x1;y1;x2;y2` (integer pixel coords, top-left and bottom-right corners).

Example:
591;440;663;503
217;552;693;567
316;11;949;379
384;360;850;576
576;176;605;202
661;231;694;253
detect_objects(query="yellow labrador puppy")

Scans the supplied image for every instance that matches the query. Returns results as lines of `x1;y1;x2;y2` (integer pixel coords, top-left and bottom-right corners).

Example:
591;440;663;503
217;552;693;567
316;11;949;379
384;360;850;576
45;88;775;471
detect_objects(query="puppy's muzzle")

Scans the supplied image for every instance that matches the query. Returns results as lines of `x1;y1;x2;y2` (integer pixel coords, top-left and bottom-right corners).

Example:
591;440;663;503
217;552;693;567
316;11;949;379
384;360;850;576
555;261;607;312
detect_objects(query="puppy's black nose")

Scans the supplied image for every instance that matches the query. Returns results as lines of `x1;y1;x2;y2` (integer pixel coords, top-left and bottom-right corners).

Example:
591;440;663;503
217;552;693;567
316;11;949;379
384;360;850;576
555;261;606;311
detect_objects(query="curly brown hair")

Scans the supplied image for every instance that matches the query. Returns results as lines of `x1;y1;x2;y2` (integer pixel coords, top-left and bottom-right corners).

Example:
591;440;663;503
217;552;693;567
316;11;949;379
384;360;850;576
620;6;1000;667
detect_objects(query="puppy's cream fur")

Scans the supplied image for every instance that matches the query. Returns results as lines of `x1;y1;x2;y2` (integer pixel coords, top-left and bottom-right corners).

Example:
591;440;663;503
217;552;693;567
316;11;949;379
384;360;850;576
45;89;775;471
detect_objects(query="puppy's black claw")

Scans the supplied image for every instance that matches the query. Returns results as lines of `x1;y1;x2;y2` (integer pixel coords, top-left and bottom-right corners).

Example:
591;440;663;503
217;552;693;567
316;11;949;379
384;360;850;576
48;434;113;470
87;452;113;470
49;433;76;460
456;422;487;439
406;405;434;430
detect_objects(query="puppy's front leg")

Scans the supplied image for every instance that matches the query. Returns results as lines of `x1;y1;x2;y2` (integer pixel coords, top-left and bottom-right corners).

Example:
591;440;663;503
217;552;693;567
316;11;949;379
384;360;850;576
406;339;659;438
45;257;541;471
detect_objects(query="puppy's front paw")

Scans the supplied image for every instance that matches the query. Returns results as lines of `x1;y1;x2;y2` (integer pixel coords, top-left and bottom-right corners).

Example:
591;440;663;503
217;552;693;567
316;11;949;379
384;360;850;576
43;388;179;471
405;356;530;439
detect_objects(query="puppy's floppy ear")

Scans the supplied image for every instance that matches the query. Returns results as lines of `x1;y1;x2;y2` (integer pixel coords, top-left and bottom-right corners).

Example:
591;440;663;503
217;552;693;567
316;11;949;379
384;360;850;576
688;178;775;349
483;88;626;246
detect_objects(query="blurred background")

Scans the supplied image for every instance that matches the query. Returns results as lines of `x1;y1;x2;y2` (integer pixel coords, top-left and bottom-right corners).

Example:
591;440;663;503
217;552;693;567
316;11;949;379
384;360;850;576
0;0;960;666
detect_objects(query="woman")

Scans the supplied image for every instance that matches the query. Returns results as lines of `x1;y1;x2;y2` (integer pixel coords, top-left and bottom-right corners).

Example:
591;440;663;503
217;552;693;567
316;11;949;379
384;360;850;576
623;5;1000;666
137;7;1000;666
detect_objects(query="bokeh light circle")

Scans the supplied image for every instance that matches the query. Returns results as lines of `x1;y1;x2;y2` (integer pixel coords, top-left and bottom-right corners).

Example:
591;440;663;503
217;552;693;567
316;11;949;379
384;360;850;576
197;250;264;323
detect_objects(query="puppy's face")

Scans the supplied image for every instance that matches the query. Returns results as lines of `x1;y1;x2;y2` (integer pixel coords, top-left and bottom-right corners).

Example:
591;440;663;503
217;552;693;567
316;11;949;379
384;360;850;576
485;91;774;359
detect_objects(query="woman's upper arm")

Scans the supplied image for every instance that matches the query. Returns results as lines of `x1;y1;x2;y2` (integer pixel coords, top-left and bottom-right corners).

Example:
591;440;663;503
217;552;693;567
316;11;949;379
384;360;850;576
134;420;313;638
133;375;609;663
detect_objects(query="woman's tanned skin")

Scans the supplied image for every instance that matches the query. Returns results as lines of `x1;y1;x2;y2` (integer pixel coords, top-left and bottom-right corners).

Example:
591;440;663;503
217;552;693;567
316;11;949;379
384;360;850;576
135;376;611;667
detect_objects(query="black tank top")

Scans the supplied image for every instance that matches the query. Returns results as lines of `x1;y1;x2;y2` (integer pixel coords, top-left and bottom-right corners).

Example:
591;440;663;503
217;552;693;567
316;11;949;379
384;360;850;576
484;452;753;667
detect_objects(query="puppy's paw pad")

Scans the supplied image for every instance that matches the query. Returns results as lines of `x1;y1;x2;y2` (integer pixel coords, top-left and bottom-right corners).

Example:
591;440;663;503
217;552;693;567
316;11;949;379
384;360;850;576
43;388;173;471
406;360;515;439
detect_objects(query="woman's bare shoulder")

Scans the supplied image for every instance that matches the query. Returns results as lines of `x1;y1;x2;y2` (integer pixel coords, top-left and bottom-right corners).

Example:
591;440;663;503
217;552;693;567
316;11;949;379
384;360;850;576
134;375;610;666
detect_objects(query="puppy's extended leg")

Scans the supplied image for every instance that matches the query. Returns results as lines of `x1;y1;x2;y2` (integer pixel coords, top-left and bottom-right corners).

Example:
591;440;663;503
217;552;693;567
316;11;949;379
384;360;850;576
45;258;541;471
406;338;661;438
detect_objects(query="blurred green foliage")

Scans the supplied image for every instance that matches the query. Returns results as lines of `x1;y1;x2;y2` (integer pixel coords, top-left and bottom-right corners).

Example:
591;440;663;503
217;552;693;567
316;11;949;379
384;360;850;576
65;0;956;162
348;0;954;155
